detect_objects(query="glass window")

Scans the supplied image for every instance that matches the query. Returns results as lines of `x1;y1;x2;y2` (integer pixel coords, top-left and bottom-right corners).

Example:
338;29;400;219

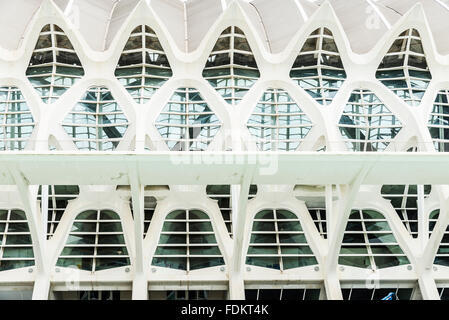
166;290;214;300
245;288;321;300
56;210;130;272
202;26;260;105
289;27;346;105
37;185;79;239
246;209;318;270
342;286;414;300
128;195;155;238
247;89;313;151
381;185;431;238
428;90;449;152
26;24;84;104
339;209;410;269
155;88;221;151
0;209;35;271
206;185;258;238
338;89;402;152
376;29;431;106
115;25;172;104
62;87;129;151
151;209;225;271
0;87;35;150
308;208;327;239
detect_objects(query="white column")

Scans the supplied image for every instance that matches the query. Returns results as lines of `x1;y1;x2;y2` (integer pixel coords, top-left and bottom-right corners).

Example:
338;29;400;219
41;185;49;243
9;167;50;300
417;185;427;250
129;166;148;300
323;166;372;300
418;271;440;300
229;168;255;300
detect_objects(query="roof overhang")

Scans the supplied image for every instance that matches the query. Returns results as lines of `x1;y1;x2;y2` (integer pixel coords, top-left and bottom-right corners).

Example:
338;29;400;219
0;152;447;186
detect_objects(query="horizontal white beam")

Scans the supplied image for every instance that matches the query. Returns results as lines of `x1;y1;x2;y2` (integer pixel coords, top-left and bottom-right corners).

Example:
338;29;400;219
0;152;447;186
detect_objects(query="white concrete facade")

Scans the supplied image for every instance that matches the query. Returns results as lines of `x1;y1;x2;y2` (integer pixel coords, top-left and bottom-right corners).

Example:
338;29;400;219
0;0;448;300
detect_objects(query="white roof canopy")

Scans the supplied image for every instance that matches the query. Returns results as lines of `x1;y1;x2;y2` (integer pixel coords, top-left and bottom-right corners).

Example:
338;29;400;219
1;0;449;54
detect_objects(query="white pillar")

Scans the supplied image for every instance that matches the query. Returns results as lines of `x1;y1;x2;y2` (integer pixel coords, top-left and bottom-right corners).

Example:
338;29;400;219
323;166;372;300
9;166;50;300
129;166;148;300
417;185;427;250
418;271;440;300
229;168;254;300
32;275;51;300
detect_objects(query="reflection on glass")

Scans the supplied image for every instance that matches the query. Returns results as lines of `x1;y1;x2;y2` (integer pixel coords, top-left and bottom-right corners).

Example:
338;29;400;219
339;89;402;152
376;29;431;106
115;25;172;103
203;26;260;105
339;209;410;269
26;24;84;104
151;209;225;271
62;87;129;151
247;89;312;151
0;87;35;151
290;27;346;105
0;209;35;272
429;90;449;152
156;88;221;151
56;210;130;271
246;209;317;270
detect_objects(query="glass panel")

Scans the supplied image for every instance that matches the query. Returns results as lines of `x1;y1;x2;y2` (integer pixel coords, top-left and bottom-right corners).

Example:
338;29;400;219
339;89;402;152
115;25;172;103
246;209;317;271
247;89;312;151
290;27;346;105
202;26;260;105
376;28;431;106
156;88;221;151
62;86;129;151
0;87;35;151
152;210;224;271
339;209;409;269
57;210;129;272
26;24;84;103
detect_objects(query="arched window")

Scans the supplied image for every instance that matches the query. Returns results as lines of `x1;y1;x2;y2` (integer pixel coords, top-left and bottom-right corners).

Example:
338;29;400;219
57;210;130;271
376;29;431;106
246;209;317;270
289;27;346;105
0;210;34;271
428;90;449;152
339;209;409;269
0;87;35;150
115;25;172;104
26;24;84;104
202;26;260;105
62;87;129;151
152;210;225;271
247;89;312;151
381;185;431;238
155;88;221;151
339;89;402;152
